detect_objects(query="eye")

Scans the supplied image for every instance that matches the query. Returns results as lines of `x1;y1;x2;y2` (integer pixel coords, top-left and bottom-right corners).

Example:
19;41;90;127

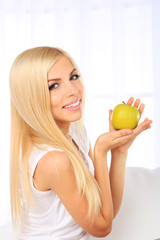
49;83;59;90
70;74;80;81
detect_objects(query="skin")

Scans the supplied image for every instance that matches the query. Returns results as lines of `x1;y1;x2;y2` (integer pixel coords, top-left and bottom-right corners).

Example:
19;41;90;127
47;56;84;138
33;57;153;237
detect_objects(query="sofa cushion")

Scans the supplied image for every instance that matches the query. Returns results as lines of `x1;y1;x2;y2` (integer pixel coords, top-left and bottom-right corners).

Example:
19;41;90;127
91;167;160;240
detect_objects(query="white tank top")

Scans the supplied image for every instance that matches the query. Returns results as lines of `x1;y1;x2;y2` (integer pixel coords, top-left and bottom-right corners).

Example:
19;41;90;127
20;124;94;240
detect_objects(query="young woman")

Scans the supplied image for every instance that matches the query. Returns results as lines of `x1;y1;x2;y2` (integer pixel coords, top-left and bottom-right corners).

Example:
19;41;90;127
9;46;152;239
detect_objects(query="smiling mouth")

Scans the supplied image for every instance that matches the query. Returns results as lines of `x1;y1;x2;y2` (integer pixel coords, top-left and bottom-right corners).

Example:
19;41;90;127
63;99;81;109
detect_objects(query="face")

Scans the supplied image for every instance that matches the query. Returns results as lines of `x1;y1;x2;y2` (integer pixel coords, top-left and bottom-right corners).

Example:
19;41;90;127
47;56;84;130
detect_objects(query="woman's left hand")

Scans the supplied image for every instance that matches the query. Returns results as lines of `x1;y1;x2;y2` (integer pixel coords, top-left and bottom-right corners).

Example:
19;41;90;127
109;97;152;154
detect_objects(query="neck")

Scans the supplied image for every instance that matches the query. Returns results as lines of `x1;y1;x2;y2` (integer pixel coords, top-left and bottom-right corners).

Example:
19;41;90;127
56;122;71;141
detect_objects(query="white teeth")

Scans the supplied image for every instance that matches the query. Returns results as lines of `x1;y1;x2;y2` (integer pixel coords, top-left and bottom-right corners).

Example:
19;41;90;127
64;99;80;108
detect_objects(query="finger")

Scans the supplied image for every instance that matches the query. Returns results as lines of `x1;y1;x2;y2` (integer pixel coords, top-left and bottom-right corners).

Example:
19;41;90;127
109;110;113;132
140;124;152;132
143;125;152;131
110;134;133;150
111;128;133;140
133;119;152;135
142;118;152;130
99;129;133;151
109;109;112;120
134;98;140;108
127;97;134;106
139;103;145;117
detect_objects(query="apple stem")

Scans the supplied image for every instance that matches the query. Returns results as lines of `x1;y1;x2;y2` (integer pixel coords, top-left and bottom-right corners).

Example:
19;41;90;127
122;101;126;104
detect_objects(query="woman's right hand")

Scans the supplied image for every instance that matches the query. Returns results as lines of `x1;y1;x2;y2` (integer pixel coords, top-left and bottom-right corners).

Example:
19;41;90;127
94;129;133;156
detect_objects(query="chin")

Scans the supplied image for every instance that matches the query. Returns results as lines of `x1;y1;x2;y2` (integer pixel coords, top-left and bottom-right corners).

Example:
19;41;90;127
54;113;82;126
68;114;82;122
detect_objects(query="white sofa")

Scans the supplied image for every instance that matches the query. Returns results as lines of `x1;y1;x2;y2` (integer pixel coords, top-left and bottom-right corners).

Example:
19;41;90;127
91;167;160;240
0;167;160;240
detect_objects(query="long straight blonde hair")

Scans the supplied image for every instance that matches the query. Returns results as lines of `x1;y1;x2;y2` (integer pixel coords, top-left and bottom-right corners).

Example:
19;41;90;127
9;46;101;227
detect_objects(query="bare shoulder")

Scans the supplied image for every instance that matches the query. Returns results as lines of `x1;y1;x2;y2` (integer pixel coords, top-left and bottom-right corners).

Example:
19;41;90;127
42;150;71;172
33;150;72;192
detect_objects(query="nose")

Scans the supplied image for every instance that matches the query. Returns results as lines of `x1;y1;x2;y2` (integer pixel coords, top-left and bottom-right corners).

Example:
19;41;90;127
64;81;79;97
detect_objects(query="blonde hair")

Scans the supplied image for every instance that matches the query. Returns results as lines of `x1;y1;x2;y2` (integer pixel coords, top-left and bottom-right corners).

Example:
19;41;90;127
9;46;101;227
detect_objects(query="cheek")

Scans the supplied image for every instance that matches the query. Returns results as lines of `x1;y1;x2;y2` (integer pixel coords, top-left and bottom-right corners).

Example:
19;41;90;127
78;82;84;96
50;92;62;110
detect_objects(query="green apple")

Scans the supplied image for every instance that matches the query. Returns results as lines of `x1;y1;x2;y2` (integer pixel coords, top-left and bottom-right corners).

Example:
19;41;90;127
111;102;140;130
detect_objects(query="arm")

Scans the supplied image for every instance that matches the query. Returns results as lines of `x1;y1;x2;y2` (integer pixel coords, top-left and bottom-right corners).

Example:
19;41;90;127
88;142;114;231
89;98;152;219
33;129;135;237
89;142;128;219
88;131;132;223
109;151;127;218
109;98;152;218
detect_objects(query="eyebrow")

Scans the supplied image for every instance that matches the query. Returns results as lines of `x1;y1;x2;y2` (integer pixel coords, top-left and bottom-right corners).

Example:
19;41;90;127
48;68;77;82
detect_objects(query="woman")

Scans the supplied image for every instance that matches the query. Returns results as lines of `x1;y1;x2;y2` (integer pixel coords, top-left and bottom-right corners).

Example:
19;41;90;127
9;46;152;239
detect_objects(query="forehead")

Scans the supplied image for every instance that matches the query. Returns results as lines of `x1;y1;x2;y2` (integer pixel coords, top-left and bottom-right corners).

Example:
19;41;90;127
48;56;74;77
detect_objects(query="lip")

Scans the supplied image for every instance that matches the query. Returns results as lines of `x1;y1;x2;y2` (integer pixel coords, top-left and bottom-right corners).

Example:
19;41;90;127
63;98;81;108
